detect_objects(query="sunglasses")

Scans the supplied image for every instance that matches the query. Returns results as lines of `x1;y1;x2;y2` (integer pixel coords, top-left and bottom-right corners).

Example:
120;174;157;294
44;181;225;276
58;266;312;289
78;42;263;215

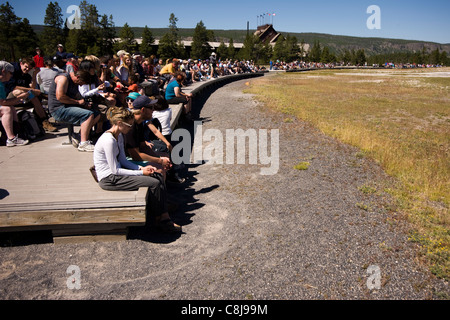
121;121;133;128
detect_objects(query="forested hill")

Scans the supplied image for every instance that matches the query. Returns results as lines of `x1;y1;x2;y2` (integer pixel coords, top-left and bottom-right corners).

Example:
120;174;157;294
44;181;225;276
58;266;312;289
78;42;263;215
31;25;450;55
290;32;450;55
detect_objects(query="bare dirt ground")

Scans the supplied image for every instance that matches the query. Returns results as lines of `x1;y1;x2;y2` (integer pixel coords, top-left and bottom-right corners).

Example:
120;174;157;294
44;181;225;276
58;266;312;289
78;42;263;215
0;77;448;304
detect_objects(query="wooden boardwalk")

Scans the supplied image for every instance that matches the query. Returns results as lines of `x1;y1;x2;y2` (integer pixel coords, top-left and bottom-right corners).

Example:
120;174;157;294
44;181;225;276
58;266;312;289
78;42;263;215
0;73;265;243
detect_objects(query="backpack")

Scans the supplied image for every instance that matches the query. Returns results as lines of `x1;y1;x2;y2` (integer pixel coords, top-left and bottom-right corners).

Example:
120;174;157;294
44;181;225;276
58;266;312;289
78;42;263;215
141;79;159;97
17;110;44;141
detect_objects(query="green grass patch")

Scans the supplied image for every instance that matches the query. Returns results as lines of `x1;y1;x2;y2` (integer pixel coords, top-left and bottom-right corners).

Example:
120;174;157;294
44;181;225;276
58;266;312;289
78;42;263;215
294;162;310;170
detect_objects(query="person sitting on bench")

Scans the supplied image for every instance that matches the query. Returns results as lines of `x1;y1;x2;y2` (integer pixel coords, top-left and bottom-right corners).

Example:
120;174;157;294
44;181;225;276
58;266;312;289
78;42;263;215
0;61;29;147
4;57;57;132
93;106;181;233
47;70;101;152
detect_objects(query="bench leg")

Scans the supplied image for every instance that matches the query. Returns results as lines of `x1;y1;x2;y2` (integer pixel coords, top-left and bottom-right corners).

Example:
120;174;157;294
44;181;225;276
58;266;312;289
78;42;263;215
61;124;75;146
67;124;74;143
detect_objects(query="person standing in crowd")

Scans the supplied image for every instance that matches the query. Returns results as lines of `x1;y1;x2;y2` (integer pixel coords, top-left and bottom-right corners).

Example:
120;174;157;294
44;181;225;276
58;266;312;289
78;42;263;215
55;44;68;62
209;52;217;79
33;47;45;73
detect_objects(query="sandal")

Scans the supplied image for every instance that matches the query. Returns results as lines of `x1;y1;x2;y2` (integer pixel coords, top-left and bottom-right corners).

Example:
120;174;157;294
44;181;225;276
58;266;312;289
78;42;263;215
157;219;182;233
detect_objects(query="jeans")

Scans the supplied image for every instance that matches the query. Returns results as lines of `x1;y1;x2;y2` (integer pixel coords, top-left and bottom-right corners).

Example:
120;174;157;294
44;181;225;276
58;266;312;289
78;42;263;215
51;105;96;125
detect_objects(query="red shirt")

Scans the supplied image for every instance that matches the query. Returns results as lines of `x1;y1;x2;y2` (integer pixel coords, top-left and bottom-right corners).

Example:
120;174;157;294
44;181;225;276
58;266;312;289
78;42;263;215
34;55;44;68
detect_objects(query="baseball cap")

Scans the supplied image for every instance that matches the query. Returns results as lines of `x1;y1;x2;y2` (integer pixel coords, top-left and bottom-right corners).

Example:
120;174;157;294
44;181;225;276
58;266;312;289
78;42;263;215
131;95;158;109
117;50;129;57
126;92;141;101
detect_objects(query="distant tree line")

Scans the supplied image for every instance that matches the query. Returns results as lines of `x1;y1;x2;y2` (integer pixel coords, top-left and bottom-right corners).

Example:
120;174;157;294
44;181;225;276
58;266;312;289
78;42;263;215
366;47;448;66
0;1;448;66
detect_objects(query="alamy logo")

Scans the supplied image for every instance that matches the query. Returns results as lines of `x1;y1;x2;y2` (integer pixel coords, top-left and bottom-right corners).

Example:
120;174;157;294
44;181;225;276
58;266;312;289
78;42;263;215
367;5;381;30
366;265;381;290
66;5;81;30
66;265;81;290
171;122;280;176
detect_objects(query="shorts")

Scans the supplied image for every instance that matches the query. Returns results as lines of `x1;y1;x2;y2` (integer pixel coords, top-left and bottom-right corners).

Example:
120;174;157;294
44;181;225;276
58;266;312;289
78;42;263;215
51;105;97;125
166;97;188;105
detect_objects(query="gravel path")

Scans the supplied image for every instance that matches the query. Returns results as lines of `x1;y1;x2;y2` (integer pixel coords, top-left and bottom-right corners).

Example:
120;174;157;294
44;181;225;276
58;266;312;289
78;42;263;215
0;76;448;301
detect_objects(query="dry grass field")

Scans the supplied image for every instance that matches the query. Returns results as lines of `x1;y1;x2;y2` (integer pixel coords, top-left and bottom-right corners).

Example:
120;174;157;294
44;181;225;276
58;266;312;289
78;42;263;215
246;67;450;279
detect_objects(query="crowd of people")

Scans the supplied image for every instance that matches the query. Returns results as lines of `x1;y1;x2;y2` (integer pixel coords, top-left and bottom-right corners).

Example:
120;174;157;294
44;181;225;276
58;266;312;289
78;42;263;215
269;59;446;71
0;44;265;233
1;45;264;147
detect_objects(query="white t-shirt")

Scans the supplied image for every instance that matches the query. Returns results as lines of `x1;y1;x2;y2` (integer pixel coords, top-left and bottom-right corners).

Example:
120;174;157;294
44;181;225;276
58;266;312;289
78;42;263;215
79;83;100;97
93;132;142;182
152;108;172;136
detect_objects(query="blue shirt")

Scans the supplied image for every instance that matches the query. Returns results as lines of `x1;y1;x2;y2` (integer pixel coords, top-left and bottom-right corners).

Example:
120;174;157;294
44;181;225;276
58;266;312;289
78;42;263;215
165;80;180;100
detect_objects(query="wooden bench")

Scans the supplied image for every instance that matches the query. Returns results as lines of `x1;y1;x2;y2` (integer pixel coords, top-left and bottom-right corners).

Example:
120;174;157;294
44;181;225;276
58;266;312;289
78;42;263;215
0;126;146;243
0;72;267;243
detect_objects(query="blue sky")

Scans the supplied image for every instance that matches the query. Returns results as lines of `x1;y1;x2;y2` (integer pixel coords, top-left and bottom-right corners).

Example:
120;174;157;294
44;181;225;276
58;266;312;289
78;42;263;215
5;0;450;43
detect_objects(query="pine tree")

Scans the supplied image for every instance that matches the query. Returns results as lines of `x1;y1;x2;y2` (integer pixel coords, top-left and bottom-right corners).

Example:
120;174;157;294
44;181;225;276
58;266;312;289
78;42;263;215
440;51;448;66
40;1;64;57
341;49;352;65
272;36;286;61
320;46;331;63
216;40;228;60
228;38;236;60
0;2;20;61
263;41;273;63
355;49;366;66
98;14;116;56
117;23;137;53
158;13;183;61
15;18;38;58
430;48;440;65
285;35;299;62
140;25;154;57
65;28;81;56
79;1;100;55
191;20;212;60
239;34;258;61
309;40;321;63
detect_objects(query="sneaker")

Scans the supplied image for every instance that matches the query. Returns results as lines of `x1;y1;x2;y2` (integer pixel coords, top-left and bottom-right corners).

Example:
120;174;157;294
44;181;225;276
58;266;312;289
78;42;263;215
78;141;95;152
42;119;57;132
6;135;29;147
